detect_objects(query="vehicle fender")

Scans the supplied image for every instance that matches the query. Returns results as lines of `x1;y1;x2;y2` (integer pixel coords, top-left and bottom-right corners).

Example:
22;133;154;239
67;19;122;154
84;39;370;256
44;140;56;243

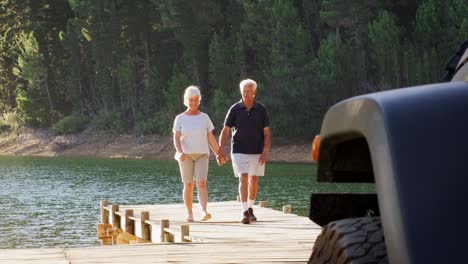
318;81;468;264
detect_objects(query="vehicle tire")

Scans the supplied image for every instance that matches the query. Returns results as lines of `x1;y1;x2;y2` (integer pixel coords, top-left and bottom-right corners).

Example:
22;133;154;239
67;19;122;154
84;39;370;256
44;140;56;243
309;217;388;264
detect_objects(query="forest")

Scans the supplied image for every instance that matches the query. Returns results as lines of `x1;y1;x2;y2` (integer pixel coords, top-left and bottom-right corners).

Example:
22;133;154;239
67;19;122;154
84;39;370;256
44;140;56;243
0;0;466;137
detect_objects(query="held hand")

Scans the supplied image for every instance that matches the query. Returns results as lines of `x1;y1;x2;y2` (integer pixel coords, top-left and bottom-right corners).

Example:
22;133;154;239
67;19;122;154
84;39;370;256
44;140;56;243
217;152;228;166
259;152;268;165
216;155;224;166
220;152;228;163
176;152;186;161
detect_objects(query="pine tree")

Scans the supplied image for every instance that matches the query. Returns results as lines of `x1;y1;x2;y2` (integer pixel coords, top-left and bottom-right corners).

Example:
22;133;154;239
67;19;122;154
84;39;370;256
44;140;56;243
13;33;52;127
369;11;401;89
160;0;223;107
267;0;311;135
0;1;29;114
209;31;243;127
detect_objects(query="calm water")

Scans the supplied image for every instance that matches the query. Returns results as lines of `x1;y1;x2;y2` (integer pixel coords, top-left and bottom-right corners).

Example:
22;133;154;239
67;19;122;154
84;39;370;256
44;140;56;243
0;155;373;248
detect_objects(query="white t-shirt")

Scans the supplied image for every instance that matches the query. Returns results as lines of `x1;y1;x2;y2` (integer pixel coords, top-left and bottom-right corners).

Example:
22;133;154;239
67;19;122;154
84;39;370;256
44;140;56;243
173;112;215;154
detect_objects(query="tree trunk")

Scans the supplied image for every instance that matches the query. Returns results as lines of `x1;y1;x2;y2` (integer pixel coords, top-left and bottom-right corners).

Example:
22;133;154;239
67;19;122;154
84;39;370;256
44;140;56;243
78;69;84;116
44;77;54;125
131;82;137;128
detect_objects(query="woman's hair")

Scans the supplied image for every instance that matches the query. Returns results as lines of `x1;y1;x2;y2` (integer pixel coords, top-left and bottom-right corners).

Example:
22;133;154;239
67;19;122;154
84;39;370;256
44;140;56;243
239;79;257;91
183;85;201;106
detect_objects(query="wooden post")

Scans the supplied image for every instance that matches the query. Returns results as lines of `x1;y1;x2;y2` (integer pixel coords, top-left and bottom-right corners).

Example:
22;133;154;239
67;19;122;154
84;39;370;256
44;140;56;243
97;223;113;245
283;204;292;214
181;224;190;242
259;201;268;208
164;233;174;243
141;211;151;241
111;204;120;228
160;219;169;242
125;209;134;234
100;200;108;224
112;227;123;245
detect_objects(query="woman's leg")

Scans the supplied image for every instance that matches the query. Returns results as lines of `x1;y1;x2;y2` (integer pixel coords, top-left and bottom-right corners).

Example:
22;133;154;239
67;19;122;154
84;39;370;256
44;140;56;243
183;182;194;219
196;180;208;212
178;157;195;220
195;155;210;214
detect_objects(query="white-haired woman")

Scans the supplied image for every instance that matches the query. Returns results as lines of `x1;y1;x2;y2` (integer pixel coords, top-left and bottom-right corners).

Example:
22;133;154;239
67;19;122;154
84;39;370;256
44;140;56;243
173;86;224;222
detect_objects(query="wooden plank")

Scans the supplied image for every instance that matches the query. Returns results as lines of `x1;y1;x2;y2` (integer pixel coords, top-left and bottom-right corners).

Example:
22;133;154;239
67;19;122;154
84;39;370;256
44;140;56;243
117;231;138;244
0;248;68;264
1;201;320;263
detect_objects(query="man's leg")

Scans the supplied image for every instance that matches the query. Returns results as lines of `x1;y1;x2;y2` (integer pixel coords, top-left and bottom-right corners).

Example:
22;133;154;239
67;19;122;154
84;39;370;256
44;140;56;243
248;175;258;201
239;174;250;224
248;176;258;221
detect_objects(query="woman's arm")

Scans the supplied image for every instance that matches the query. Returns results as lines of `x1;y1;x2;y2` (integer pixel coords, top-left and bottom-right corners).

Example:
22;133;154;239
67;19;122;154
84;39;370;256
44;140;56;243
208;131;225;165
208;131;220;156
173;131;186;161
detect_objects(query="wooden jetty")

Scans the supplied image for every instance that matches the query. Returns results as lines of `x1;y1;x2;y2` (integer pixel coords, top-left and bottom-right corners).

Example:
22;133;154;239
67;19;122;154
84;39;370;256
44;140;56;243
0;200;322;263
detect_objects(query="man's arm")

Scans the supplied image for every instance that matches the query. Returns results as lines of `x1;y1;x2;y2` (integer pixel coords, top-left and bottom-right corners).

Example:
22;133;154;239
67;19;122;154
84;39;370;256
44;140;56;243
259;127;271;165
219;126;231;161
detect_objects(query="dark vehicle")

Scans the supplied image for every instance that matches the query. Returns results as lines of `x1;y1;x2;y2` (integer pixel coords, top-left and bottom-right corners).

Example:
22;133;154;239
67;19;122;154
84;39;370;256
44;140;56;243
308;41;468;264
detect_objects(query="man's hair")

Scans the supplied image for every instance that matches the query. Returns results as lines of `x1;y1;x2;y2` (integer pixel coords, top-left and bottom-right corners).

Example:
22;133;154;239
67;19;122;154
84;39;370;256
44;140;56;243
183;86;201;106
239;79;257;91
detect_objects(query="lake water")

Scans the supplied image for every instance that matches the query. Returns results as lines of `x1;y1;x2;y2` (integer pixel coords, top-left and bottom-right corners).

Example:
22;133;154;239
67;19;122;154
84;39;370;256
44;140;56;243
0;155;373;248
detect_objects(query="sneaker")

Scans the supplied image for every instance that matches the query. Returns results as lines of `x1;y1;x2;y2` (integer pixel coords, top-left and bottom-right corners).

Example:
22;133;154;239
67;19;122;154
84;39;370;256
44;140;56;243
201;212;212;221
248;208;257;221
240;210;250;224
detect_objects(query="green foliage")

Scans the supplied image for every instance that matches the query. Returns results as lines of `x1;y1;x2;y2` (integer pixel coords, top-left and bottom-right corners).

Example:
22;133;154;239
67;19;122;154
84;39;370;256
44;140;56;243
53;114;88;134
209;32;242;126
160;0;222;105
267;0;312;136
0;0;465;138
369;11;401;88
0;120;10;134
0;120;10;133
414;0;468;83
13;33;51;127
15;88;50;127
2;111;23;132
142;110;177;135
89;111;127;134
81;28;92;41
241;1;273;75
13;33;46;84
309;32;354;117
146;64;191;135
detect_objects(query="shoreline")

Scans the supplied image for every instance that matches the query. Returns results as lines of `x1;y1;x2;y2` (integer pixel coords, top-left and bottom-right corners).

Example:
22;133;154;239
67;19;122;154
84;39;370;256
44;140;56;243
0;130;313;163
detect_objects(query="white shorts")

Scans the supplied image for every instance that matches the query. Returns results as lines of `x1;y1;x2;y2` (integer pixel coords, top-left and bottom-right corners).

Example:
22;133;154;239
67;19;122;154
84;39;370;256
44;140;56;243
231;153;265;177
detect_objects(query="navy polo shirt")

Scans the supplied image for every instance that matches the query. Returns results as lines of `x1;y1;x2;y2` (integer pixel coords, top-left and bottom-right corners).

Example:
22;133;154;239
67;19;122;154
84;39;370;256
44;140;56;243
224;100;270;154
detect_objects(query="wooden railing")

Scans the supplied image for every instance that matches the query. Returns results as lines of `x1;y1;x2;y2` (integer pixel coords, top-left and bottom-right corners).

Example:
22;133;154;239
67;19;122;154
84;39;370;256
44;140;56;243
96;200;192;245
97;199;290;245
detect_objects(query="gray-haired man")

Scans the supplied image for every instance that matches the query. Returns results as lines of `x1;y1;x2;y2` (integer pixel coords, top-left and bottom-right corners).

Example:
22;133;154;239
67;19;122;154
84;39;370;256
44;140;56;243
219;79;271;224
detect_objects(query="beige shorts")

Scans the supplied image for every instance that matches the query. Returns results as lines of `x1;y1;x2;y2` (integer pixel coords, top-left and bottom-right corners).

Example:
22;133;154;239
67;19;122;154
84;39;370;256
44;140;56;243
177;154;209;183
231;153;265;177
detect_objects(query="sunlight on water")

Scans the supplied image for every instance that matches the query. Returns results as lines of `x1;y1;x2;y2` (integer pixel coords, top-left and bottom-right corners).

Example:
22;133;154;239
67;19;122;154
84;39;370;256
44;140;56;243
0;155;373;248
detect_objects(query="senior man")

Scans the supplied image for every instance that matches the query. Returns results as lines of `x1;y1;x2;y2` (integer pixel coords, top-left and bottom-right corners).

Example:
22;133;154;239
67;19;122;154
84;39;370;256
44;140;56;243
219;79;271;224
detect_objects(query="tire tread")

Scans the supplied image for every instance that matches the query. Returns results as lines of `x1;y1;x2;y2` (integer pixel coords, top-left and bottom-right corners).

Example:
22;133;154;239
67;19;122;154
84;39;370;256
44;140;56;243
309;217;388;264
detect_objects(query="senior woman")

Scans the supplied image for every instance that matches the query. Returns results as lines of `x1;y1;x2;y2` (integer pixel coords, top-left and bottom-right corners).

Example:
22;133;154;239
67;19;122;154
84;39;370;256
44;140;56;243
173;85;224;222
